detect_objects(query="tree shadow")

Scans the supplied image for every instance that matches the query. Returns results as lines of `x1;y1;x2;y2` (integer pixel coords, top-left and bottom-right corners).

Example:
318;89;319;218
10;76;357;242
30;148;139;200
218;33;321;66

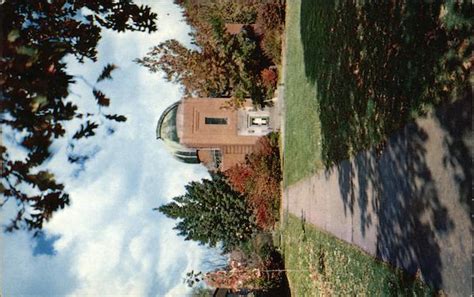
336;77;470;295
255;250;291;297
300;0;472;167
331;100;471;292
435;89;472;212
375;122;454;289
299;0;471;294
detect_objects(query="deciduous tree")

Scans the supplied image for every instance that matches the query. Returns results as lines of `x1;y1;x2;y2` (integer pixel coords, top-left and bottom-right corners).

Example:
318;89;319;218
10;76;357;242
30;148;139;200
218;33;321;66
137;20;270;106
0;0;157;232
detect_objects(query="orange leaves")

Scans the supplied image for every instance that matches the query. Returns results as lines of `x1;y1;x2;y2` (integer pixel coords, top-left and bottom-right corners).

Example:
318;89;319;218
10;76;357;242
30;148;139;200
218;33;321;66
261;67;278;89
225;133;281;230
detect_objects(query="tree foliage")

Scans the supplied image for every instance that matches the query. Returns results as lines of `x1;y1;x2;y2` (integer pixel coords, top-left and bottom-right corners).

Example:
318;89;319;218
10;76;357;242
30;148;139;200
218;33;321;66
0;0;157;232
255;1;285;64
158;172;256;252
137;16;272;106
174;0;260;27
225;133;282;230
176;0;285;65
190;285;213;297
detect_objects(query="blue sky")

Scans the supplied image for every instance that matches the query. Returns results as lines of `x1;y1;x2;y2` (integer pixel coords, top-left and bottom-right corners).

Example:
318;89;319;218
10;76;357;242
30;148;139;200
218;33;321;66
1;1;224;296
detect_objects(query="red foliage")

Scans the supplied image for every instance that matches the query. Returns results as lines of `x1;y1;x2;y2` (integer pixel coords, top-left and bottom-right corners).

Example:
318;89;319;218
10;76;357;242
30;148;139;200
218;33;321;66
225;163;253;194
225;134;281;230
260;68;278;89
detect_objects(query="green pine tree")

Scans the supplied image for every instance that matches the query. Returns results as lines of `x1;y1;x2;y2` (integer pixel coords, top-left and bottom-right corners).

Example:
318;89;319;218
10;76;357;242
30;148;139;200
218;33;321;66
158;172;256;252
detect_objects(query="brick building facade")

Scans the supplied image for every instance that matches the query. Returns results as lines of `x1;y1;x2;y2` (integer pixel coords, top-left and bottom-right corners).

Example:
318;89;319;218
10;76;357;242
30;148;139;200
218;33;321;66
156;97;276;170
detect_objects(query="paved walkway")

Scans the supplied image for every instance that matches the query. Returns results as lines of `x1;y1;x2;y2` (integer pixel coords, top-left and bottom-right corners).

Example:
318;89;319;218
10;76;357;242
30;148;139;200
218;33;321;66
283;95;472;296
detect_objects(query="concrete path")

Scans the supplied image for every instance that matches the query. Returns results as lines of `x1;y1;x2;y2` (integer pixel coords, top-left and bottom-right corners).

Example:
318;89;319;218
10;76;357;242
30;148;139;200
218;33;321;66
283;95;472;296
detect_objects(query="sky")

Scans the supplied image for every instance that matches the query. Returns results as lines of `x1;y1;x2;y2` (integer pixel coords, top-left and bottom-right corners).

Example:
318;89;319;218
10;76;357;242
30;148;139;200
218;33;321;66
1;1;225;296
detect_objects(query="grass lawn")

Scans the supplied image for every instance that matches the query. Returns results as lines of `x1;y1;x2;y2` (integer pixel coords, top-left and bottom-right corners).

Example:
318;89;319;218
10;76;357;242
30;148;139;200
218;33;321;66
283;0;472;186
276;214;436;296
282;0;323;186
279;1;471;295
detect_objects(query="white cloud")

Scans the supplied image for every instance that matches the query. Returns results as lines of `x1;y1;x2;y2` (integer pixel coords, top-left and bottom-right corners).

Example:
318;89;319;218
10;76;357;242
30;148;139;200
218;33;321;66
1;1;222;296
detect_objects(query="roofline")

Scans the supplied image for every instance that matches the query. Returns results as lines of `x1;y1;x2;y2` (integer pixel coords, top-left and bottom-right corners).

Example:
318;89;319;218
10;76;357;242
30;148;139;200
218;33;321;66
156;101;180;140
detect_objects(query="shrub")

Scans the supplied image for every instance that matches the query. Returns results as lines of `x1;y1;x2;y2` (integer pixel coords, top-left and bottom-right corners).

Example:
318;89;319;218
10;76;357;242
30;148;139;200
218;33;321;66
255;1;285;64
261;68;278;89
225;163;253;193
255;2;285;32
261;30;282;64
225;133;282;230
204;233;281;291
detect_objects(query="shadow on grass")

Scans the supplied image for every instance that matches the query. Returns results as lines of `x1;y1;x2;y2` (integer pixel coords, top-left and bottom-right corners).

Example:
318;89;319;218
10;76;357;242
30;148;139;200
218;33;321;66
333;91;471;296
300;0;472;166
255;250;291;297
299;1;472;295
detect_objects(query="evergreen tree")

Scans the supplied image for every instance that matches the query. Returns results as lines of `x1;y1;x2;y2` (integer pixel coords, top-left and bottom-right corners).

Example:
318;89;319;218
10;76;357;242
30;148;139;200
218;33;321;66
158;172;256;252
191;285;213;297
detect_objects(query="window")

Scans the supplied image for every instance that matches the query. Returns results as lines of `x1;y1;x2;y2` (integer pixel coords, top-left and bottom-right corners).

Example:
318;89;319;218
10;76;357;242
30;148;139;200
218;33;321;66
205;117;227;125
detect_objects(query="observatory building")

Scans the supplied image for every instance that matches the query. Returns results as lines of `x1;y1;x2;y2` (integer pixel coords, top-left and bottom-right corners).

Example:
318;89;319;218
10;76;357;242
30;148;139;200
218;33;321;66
156;97;277;170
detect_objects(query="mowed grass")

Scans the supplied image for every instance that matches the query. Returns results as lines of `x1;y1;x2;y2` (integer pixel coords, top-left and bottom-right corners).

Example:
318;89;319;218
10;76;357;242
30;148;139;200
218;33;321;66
277;214;436;296
280;1;471;295
283;0;323;186
283;0;472;186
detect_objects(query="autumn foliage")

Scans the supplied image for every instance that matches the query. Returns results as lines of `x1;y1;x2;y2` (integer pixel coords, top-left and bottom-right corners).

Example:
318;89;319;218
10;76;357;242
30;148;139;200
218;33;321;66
261;68;278;89
225;133;281;230
256;1;286;64
140;1;286;106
